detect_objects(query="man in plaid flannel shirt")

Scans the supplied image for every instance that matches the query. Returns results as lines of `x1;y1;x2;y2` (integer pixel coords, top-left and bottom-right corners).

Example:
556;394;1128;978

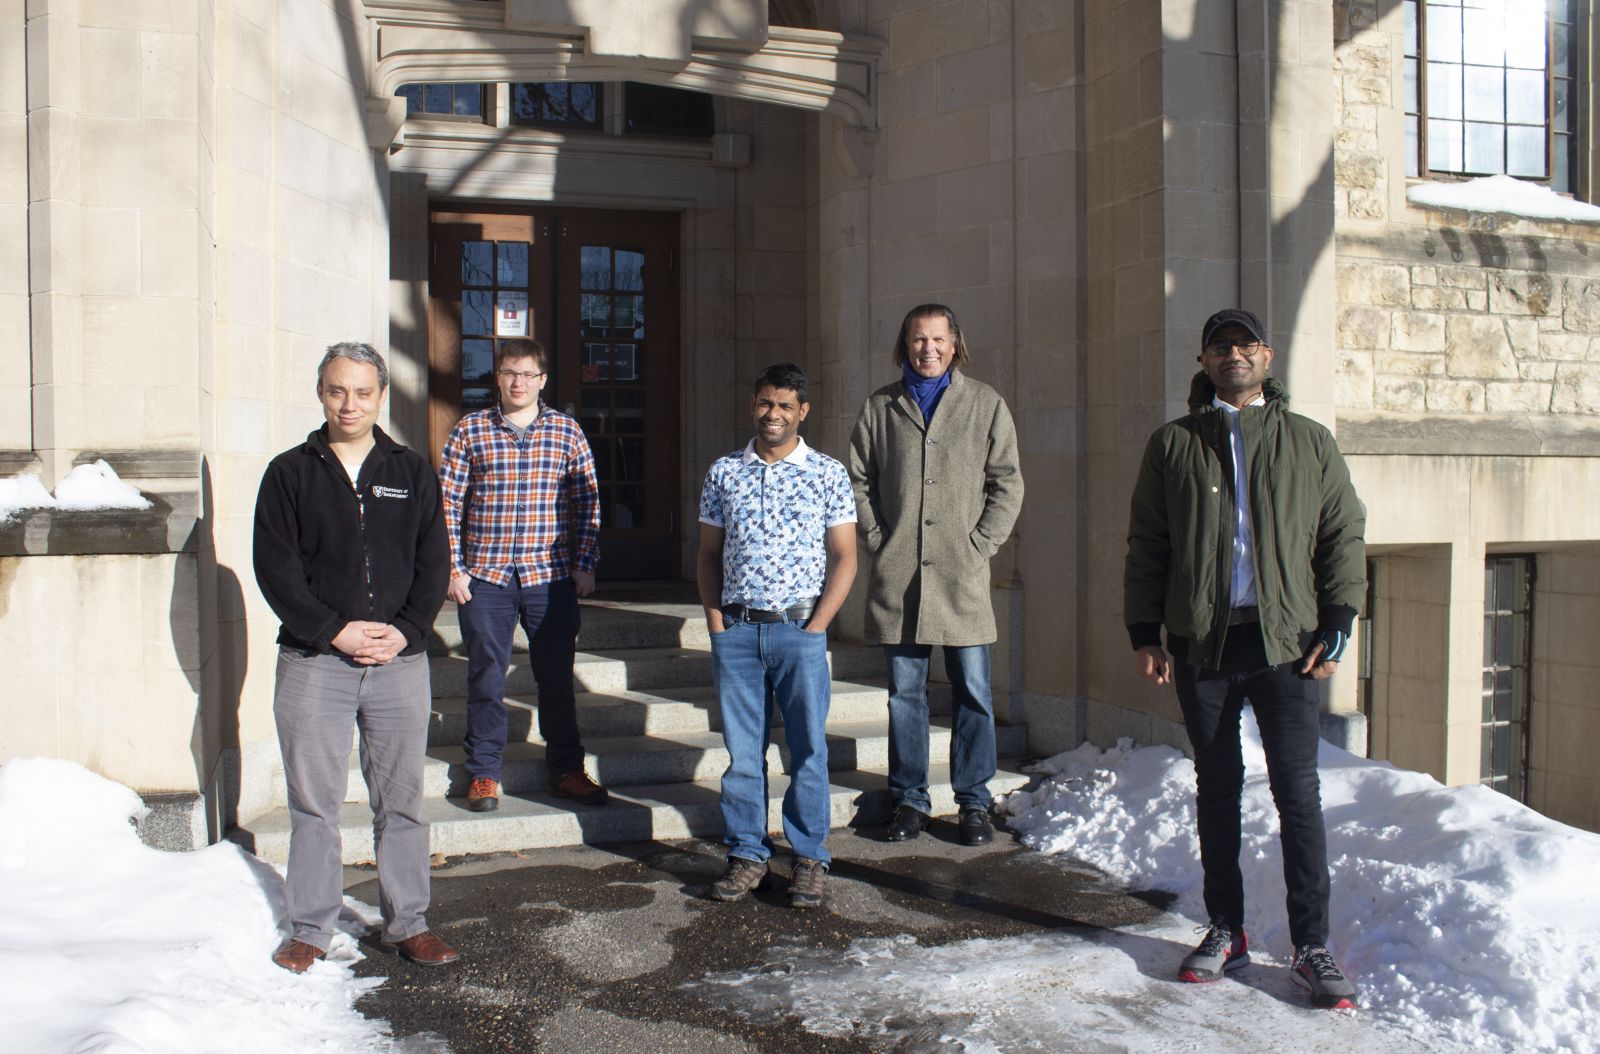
438;338;608;812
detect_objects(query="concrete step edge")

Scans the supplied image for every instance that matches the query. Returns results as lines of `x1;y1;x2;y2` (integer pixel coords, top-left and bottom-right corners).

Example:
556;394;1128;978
244;763;1037;863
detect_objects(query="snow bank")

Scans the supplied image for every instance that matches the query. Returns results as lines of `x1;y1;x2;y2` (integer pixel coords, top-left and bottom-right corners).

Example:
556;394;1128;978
1002;713;1600;1054
1408;174;1600;224
0;758;422;1054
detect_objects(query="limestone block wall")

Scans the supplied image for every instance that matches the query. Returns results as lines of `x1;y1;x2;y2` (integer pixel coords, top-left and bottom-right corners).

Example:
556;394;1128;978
1335;235;1600;416
22;0;217;476
1;1;27;450
1528;546;1600;829
0;553;204;793
1332;0;1600;416
813;0;1082;742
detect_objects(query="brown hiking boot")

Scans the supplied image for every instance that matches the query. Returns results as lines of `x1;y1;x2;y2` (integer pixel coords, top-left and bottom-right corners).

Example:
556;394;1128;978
466;778;499;812
788;858;827;909
708;856;768;901
548;769;609;806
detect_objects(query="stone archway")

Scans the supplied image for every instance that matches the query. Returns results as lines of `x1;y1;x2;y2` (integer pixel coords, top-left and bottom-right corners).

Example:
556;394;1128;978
358;0;882;150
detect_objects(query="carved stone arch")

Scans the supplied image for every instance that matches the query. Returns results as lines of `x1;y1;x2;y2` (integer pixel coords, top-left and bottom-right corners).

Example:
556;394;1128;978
362;0;882;141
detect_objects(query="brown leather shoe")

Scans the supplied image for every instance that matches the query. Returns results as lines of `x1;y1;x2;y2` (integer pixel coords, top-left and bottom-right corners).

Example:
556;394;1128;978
271;938;325;973
466;777;500;812
388;930;461;967
548;768;609;806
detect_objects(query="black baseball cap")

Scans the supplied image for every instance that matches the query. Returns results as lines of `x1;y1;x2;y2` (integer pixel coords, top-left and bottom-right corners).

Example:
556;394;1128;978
1201;308;1268;348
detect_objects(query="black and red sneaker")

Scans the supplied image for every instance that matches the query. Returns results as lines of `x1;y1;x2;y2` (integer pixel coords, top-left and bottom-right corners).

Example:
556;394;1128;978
1178;920;1250;983
1291;944;1358;1009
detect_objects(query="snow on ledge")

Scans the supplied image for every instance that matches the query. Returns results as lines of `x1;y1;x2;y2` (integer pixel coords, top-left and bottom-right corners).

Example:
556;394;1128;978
0;460;152;523
1408;174;1600;225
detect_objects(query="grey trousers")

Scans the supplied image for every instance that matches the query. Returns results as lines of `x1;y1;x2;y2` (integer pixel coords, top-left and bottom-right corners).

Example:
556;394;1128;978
273;646;432;950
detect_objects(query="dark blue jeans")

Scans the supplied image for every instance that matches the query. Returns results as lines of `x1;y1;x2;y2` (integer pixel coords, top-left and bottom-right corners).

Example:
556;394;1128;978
458;575;583;780
1174;624;1331;948
884;644;996;813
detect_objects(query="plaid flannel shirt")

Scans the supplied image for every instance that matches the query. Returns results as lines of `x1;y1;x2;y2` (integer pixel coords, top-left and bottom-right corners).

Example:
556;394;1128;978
439;403;601;588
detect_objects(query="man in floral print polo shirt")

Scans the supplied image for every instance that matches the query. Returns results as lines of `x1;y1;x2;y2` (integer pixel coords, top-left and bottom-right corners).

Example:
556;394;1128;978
695;362;858;909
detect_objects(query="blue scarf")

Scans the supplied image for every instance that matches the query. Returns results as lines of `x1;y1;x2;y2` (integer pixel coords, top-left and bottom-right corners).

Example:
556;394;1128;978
901;362;953;424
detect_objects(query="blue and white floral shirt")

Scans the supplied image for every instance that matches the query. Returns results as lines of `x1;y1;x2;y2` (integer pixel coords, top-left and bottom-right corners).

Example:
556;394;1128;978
698;437;856;610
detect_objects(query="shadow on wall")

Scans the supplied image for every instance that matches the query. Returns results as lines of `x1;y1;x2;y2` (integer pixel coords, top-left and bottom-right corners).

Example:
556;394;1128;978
178;459;246;845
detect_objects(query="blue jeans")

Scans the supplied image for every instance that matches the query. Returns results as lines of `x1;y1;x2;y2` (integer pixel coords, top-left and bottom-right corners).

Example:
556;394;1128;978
710;616;833;865
885;644;995;813
458;575;584;780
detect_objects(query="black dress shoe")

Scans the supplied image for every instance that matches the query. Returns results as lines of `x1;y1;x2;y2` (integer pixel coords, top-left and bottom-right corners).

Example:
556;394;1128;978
884;804;931;842
958;806;994;846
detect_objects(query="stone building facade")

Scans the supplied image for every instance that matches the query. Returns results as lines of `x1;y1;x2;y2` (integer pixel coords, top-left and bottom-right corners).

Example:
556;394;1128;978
2;0;1597;842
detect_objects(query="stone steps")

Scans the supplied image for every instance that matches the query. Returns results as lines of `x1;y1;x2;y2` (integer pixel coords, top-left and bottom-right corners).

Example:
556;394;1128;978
242;589;1033;863
249;762;1034;864
426;679;952;743
338;716;1028;803
426;642;885;697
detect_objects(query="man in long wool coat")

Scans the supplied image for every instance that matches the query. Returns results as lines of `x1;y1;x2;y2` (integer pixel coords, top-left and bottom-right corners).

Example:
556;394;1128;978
847;303;1024;846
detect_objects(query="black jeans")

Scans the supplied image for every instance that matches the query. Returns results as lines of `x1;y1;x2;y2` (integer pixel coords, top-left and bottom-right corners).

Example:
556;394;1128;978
1174;624;1330;948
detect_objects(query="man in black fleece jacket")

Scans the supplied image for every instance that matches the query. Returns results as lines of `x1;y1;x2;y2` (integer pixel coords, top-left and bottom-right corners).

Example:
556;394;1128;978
253;341;456;973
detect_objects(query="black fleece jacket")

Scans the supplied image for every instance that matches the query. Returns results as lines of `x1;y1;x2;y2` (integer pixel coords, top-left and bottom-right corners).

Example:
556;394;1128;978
253;424;448;655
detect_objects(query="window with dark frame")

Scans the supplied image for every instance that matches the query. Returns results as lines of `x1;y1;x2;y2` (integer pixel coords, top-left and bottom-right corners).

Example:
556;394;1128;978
395;83;488;120
1403;0;1586;195
399;81;716;139
510;82;603;130
1481;555;1534;803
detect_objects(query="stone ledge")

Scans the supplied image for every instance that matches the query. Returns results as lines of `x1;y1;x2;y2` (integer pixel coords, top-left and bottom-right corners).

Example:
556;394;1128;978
0;488;198;557
1;451;200;557
1337;412;1600;457
73;449;200;480
0;451;41;476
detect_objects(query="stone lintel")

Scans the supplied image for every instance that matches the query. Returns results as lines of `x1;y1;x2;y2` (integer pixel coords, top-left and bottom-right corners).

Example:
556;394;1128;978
1337;227;1600;273
364;3;882;127
1337;411;1600;457
505;0;767;63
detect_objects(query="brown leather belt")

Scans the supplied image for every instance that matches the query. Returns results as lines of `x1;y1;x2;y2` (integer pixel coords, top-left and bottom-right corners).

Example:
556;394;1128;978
1228;606;1259;625
722;601;817;624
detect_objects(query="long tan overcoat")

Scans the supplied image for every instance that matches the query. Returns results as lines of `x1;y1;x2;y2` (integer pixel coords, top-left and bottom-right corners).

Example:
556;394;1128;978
847;370;1024;646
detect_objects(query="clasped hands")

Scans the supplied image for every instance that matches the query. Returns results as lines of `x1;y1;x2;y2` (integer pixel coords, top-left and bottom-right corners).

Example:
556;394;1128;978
332;621;407;666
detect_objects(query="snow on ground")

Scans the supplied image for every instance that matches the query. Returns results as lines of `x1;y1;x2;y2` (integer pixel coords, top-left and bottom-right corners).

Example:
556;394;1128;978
1408;173;1600;224
700;711;1600;1054
0;758;446;1054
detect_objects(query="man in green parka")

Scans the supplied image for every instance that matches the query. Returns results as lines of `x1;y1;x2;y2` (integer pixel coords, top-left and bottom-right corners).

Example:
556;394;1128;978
1124;308;1364;1010
849;303;1024;847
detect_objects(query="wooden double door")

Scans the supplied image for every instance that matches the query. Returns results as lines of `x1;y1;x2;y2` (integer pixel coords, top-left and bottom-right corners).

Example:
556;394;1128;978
428;207;680;579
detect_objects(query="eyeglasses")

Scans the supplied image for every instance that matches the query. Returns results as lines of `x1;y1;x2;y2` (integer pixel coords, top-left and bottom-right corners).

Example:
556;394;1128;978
496;369;545;383
1203;338;1266;358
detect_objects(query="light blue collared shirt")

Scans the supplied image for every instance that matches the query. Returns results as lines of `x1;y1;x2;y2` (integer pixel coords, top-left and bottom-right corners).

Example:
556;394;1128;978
1212;393;1265;608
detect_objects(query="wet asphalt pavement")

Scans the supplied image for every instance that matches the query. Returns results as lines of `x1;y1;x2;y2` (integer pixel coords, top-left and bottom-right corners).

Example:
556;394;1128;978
346;816;1174;1054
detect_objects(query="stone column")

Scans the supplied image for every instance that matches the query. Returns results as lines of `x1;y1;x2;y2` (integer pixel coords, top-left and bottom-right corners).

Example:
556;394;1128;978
26;0;84;482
